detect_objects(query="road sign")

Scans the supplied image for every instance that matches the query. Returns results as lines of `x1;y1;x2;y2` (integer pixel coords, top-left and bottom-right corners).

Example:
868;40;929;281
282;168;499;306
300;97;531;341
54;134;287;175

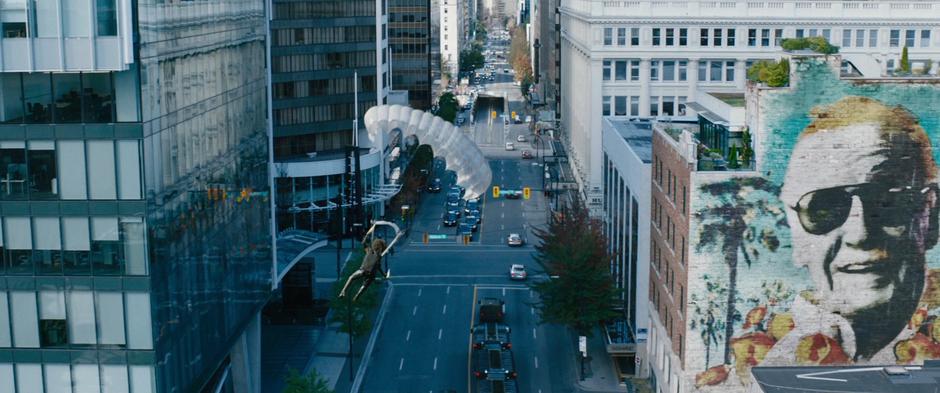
429;234;448;240
523;187;531;199
492;186;500;198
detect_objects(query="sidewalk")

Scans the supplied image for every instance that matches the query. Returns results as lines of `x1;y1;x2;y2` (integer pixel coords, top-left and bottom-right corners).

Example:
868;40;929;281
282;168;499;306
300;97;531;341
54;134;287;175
575;327;630;393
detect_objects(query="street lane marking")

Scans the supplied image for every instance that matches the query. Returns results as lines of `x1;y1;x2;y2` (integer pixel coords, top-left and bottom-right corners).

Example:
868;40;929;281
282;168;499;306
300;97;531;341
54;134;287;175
447;286;451;294
501;213;505;219
399;358;404;371
438;329;443;340
502;288;506;296
531;307;534;315
417;288;422;297
433;357;438;370
442;304;447;315
468;286;479;393
406;330;411;341
501;202;505;207
533;328;537;339
412;306;418;316
500;224;504;230
535;356;539;369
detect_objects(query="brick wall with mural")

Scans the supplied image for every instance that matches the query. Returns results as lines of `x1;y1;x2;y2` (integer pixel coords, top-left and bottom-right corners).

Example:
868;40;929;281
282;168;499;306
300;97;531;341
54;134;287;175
686;56;940;390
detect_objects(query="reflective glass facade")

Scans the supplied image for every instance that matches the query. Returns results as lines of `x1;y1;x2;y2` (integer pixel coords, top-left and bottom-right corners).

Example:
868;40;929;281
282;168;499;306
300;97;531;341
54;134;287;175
389;0;432;110
0;0;272;391
270;0;386;160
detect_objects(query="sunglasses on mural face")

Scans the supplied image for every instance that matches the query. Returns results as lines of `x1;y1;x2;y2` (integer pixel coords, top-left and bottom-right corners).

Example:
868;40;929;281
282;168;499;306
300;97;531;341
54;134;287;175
791;183;932;236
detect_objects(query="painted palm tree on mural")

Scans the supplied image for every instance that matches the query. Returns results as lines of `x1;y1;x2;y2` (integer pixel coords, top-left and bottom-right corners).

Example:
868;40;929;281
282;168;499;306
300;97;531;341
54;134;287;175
695;177;787;364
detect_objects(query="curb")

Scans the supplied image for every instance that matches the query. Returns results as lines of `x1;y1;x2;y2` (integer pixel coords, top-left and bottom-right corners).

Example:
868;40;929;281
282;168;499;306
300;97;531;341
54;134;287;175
349;282;395;393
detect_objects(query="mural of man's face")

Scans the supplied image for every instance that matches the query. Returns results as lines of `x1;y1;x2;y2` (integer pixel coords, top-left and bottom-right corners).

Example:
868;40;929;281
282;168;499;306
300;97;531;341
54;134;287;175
781;123;937;326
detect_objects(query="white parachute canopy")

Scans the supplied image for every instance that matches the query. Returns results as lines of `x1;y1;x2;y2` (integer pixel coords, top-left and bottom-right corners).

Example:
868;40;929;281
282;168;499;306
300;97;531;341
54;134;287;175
364;105;492;200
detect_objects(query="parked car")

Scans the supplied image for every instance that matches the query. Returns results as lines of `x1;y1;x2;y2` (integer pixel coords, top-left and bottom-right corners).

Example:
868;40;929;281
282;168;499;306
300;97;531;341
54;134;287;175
525;115;532;123
516;134;527;142
521;150;533;159
443;212;458;226
509;264;527;280
507;233;524;246
505;190;522;199
505;142;515;151
427;178;442;192
446;205;462;218
446;194;462;209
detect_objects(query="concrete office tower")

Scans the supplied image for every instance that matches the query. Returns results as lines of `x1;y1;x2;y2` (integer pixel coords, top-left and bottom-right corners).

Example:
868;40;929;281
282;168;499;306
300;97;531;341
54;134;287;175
649;54;940;393
390;0;433;110
560;0;940;214
269;0;390;232
440;0;463;80
0;0;272;392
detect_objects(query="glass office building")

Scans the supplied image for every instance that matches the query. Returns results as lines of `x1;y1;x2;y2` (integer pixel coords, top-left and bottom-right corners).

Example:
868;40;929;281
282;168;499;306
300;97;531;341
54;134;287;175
389;0;432;110
0;0;272;392
269;0;389;233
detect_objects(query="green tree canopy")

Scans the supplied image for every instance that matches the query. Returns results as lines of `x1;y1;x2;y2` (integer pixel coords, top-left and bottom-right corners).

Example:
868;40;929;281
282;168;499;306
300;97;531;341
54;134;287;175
780;37;839;54
746;59;790;87
436;92;459;123
900;46;911;74
529;199;621;337
283;368;333;393
460;48;485;73
330;250;379;338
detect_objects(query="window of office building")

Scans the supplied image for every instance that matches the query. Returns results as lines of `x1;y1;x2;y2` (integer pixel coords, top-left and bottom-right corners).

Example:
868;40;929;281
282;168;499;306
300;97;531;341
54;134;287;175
855;29;865;47
748;29;757;46
617;27;626;46
630;60;640;81
603;60;611;80
650;96;659;116
0;141;27;199
602;96;611;116
34;217;62;274
615;60;627;80
26;141;56;200
678;60;687;81
614;96;627;116
774;28;784;46
665;28;674;46
713;28;722;46
679;28;687;46
890;29;900;47
761;29;770;46
842;29;852;47
726;28;735;46
700;28;708;46
63;0;91;37
650;60;659;80
630;96;639;116
96;0;117;36
922;30;931;47
869;29;878;47
906;29;916;47
604;28;613;45
653;28;661;46
631;27;640;45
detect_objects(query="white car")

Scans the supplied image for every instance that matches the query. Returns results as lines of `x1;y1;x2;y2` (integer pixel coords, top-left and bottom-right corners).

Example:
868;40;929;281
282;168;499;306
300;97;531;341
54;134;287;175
507;233;524;246
516;134;527;142
510;264;527;280
505;142;515;151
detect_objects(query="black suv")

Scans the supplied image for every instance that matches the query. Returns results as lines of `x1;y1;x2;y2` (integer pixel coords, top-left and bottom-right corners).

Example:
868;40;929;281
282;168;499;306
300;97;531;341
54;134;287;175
478;297;505;323
443;212;458;227
427;178;442;193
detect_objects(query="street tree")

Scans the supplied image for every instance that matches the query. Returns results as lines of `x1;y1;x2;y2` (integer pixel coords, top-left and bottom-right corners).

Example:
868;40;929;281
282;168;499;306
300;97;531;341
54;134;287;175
330;250;380;339
437;92;459;123
529;199;621;337
460;48;486;73
282;368;333;393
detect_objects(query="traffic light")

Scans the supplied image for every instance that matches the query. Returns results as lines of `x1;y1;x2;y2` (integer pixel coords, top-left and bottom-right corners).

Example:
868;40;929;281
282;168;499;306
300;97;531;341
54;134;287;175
511;111;516;118
491;110;497;119
523;187;531;200
492;186;500;198
423;232;429;244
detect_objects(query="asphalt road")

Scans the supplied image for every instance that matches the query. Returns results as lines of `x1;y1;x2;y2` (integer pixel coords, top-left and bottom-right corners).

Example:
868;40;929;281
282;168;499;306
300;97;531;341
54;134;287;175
358;164;580;392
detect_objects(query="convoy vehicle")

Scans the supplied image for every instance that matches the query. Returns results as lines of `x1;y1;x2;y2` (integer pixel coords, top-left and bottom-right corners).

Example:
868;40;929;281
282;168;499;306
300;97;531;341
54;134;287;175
521;150;533;159
443;212;458;226
507;233;523;247
427;178;442;192
478;297;506;323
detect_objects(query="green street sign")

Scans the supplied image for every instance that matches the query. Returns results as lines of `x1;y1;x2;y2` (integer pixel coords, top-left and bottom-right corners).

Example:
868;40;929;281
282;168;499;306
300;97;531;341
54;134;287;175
429;234;448;240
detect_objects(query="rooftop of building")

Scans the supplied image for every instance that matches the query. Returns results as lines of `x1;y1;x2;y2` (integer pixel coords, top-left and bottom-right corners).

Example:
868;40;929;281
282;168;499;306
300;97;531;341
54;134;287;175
751;361;940;393
709;92;745;108
605;118;654;163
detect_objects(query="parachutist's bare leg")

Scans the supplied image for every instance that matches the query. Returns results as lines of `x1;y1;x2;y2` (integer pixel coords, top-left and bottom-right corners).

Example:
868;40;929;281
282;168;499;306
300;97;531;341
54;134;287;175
353;276;375;302
339;270;365;298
